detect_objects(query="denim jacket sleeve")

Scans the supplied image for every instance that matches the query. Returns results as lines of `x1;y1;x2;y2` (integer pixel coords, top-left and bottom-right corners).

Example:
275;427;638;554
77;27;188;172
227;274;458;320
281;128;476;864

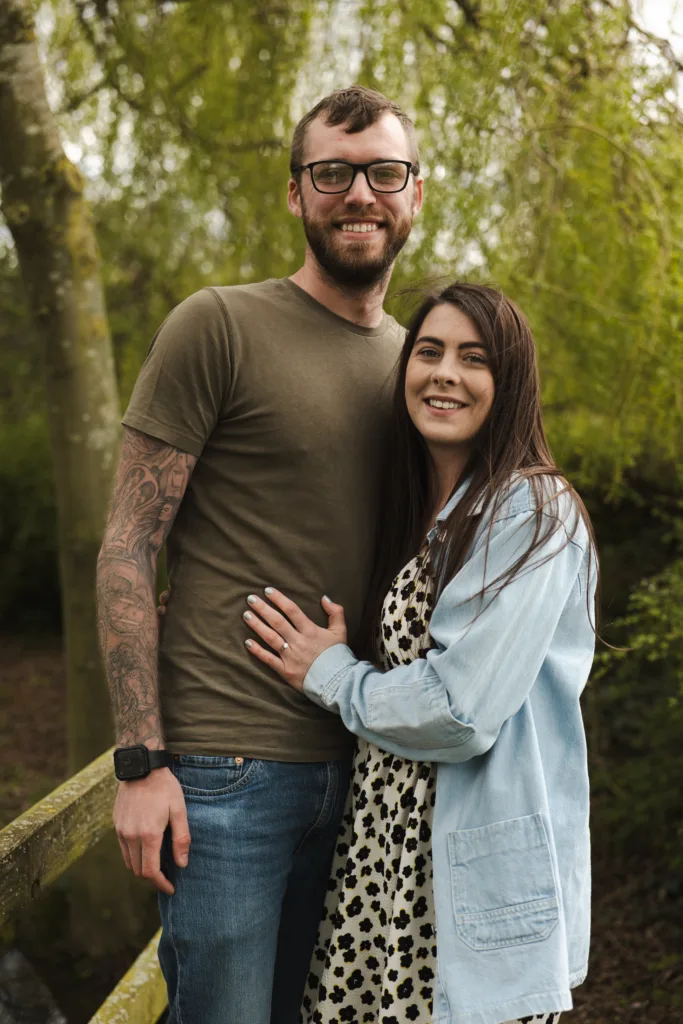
303;501;592;763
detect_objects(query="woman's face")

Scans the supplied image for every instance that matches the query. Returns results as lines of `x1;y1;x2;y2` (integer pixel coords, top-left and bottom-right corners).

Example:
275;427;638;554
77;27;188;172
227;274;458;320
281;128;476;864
404;303;495;456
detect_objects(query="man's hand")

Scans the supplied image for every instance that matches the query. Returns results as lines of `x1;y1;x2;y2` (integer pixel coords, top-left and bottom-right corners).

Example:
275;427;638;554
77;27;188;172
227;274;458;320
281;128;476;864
114;767;190;895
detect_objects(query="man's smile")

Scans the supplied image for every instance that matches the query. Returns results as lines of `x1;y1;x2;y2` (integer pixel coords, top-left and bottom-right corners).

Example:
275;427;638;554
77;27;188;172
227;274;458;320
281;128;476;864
336;219;384;235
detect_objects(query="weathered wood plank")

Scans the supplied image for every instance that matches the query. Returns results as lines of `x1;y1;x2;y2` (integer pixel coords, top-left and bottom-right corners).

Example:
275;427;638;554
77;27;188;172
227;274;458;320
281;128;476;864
89;929;167;1024
0;746;116;925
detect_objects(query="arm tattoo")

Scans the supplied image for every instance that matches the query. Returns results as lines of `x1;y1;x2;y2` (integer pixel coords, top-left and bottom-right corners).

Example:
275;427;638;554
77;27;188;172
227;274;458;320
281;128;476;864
97;427;197;748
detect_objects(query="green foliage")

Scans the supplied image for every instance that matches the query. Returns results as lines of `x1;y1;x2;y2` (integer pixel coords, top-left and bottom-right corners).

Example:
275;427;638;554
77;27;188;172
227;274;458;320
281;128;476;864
344;0;683;490
45;0;317;399
591;552;683;868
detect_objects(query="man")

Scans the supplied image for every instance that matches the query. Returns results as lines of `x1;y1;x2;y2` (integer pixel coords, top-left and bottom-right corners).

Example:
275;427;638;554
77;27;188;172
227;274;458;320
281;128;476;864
97;85;424;1024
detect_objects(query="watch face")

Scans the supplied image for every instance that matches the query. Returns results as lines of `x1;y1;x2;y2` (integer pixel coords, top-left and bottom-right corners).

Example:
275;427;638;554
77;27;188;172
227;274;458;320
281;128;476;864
115;746;148;780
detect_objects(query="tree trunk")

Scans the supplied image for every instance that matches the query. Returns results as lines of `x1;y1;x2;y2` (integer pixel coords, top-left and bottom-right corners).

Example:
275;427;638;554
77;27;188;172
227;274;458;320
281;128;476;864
0;0;118;771
0;0;153;955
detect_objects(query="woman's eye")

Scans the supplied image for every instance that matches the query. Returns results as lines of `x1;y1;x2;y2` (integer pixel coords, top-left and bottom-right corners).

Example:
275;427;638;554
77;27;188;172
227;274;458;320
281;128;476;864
417;347;439;358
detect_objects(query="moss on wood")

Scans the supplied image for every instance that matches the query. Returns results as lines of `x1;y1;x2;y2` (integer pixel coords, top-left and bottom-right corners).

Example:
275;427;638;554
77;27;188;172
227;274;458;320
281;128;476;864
0;747;116;926
88;929;167;1024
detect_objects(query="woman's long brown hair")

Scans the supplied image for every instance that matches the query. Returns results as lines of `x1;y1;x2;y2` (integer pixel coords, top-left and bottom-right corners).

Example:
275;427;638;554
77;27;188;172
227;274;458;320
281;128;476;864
356;282;599;662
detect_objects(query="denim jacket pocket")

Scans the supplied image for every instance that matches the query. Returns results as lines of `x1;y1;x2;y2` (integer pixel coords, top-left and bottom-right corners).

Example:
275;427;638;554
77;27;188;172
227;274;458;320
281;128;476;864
173;754;262;796
448;812;559;950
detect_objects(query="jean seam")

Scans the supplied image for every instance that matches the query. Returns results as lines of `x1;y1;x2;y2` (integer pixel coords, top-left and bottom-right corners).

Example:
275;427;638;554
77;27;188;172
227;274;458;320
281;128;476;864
166;884;184;1024
291;761;334;857
177;757;263;797
174;755;244;766
436;963;452;1020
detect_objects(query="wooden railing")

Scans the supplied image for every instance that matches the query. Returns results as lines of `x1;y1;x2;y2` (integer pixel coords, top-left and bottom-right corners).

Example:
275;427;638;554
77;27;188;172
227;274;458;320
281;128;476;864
0;748;167;1022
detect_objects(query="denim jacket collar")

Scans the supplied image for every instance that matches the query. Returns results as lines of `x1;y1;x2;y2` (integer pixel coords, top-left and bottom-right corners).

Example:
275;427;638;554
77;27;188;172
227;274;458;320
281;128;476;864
427;474;478;543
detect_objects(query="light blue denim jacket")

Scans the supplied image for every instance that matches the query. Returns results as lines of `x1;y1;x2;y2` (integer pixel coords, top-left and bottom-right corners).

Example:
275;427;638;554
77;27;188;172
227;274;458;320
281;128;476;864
303;476;596;1024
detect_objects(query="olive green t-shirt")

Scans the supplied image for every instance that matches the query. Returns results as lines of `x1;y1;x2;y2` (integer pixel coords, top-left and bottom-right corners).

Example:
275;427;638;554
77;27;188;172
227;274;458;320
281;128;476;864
122;278;403;760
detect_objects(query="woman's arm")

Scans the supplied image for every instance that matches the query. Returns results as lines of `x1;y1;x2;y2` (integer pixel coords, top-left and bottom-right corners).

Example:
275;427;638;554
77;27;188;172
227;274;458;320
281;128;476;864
244;485;594;763
301;508;592;762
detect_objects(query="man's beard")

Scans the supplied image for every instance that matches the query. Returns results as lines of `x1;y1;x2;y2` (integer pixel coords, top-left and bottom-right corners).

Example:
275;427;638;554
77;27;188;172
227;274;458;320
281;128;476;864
300;196;413;289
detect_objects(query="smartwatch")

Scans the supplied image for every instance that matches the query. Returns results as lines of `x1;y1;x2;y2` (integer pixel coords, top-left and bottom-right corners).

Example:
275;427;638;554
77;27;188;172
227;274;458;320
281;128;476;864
113;745;173;781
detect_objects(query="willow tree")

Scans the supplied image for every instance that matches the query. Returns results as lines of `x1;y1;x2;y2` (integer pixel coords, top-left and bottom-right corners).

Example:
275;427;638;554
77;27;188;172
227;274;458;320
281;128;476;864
51;0;683;494
330;0;683;494
48;0;319;396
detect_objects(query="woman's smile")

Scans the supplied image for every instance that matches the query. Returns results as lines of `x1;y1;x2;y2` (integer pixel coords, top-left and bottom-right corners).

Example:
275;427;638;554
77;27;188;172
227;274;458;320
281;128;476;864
423;396;469;414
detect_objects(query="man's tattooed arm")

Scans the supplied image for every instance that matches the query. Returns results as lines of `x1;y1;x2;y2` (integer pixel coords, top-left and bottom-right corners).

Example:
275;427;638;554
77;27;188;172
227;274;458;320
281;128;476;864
97;426;197;749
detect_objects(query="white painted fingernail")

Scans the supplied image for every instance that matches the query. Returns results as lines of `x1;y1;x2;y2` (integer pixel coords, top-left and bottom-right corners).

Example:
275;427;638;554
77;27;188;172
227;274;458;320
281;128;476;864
265;587;274;595
247;595;257;605
245;639;253;648
244;611;252;621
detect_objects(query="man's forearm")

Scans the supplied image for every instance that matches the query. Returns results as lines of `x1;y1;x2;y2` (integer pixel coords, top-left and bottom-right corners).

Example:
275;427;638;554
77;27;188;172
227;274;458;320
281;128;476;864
97;545;163;748
96;427;197;750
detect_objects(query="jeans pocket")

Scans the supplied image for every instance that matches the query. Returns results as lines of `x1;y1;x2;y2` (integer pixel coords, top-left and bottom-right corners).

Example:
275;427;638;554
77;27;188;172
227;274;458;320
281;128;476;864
448;812;559;951
173;755;262;796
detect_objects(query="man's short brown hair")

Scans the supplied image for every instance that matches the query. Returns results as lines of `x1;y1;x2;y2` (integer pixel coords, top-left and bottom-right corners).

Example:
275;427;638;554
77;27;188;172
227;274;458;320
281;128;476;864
290;86;419;174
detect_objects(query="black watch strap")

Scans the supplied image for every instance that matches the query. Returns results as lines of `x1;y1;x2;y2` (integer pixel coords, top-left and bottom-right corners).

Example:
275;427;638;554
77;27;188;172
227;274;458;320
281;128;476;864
147;749;174;771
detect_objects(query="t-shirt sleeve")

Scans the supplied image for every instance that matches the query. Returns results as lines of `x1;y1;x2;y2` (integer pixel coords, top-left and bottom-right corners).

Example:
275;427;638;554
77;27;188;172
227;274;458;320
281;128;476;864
122;288;231;457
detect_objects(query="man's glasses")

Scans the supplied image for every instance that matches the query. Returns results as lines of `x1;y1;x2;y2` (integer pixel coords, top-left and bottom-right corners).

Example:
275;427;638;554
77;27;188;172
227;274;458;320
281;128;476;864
291;160;418;195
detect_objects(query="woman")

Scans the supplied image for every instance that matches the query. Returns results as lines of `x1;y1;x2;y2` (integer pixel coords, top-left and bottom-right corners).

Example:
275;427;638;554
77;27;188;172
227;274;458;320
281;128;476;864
243;283;597;1024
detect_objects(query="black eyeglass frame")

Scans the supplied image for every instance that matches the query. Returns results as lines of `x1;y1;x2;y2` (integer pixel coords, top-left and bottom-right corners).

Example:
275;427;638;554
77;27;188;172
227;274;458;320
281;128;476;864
291;159;419;194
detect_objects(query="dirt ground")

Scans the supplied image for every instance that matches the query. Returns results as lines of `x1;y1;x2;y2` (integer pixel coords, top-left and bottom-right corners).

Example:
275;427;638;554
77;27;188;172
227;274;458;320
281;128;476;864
1;637;681;1023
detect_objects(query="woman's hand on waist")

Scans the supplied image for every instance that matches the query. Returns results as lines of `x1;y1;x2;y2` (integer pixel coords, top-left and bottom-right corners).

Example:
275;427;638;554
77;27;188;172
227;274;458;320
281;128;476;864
243;588;347;691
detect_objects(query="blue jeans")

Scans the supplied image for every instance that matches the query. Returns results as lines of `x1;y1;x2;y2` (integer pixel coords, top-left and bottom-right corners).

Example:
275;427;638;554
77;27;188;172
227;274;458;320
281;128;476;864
158;754;351;1024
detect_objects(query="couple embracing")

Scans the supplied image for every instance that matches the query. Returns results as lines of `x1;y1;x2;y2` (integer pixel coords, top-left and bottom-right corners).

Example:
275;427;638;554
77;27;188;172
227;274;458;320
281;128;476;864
97;86;597;1024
